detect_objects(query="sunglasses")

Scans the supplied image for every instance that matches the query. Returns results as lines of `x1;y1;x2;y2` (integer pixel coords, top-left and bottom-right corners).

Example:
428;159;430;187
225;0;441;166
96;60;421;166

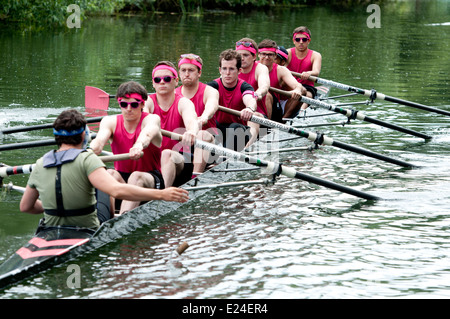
259;52;276;58
153;76;177;83
118;101;142;108
236;41;254;48
295;37;310;43
153;75;177;83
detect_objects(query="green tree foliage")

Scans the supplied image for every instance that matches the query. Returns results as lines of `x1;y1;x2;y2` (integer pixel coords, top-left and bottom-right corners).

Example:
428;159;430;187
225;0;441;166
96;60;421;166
0;0;380;31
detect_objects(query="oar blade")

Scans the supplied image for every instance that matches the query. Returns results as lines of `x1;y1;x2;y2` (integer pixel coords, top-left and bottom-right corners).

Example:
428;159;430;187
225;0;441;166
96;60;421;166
85;86;110;110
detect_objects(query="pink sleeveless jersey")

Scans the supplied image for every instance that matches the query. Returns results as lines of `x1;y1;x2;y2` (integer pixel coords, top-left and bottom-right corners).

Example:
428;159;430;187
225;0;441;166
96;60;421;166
287;48;315;87
111;113;161;173
175;83;217;133
149;94;186;151
238;62;268;117
268;63;283;101
214;78;247;125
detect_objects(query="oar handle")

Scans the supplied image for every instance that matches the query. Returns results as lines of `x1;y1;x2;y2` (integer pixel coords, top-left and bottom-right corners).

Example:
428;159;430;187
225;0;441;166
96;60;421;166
291;72;321;85
217;106;241;117
162;129;182;141
99;153;139;163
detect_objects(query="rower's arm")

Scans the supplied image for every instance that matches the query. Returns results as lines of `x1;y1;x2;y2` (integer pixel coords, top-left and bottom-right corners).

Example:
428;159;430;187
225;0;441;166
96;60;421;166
179;97;199;145
20;185;43;215
255;63;270;99
139;114;162;148
308;51;322;77
89;116;115;155
279;65;306;97
200;86;219;126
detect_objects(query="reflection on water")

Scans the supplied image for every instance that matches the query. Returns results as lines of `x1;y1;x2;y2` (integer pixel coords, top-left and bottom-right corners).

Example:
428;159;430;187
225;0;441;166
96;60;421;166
1;2;450;298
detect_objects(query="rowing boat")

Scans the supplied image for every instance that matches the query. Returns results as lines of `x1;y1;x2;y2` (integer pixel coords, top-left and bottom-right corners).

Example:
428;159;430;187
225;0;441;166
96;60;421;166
0;86;334;289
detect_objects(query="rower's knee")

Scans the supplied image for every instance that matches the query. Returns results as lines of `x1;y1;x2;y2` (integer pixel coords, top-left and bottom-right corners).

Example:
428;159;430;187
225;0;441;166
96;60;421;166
107;168;122;181
161;149;184;166
127;171;147;187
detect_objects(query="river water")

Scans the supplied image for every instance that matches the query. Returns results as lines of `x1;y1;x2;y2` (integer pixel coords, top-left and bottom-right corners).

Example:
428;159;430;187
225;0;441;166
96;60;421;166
0;1;450;299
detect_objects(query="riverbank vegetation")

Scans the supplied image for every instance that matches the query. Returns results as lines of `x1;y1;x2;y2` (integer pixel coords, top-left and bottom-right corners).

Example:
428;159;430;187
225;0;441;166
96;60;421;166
0;0;380;31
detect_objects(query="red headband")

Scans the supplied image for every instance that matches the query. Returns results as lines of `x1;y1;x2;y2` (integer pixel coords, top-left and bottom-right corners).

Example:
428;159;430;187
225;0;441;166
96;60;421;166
178;58;203;70
236;45;257;54
276;49;288;60
293;32;311;41
152;65;178;78
259;48;277;53
117;93;144;102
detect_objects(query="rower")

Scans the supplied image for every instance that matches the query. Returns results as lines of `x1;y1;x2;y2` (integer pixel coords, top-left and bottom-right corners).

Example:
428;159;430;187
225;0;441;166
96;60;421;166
143;61;201;187
257;39;306;123
235;38;273;119
285;26;322;116
175;53;219;177
207;49;262;152
19;109;188;229
275;45;289;67
90;81;165;215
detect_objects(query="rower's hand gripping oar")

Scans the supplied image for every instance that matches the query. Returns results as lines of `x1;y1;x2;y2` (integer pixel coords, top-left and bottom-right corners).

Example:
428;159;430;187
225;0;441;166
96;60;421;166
162;130;380;201
218;106;416;168
270;87;432;140
291;72;450;117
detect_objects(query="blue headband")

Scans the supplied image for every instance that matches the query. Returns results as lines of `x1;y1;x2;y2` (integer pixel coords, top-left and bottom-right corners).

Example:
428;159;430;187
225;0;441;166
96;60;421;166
53;126;85;136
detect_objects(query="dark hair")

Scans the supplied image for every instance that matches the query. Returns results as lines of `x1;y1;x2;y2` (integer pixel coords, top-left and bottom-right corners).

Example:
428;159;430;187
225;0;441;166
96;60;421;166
116;81;148;102
53;109;87;146
219;49;242;69
292;26;311;38
153;60;177;72
276;46;289;62
258;39;277;50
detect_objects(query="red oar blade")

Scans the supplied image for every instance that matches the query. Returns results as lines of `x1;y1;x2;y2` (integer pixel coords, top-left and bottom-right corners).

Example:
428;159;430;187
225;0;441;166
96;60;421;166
85;86;111;110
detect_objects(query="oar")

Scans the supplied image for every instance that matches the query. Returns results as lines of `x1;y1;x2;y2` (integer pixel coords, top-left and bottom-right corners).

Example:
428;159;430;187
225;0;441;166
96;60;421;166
0;153;135;178
1;182;26;194
0;117;103;135
291;72;450;117
0;133;98;152
217;106;416;168
270;87;432;140
85;86;113;110
161;129;380;201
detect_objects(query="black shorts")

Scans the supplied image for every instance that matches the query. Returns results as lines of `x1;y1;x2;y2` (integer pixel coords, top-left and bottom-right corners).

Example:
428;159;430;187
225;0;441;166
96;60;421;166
303;84;318;98
174;164;194;187
114;170;165;212
96;189;111;224
119;170;165;189
216;122;251;152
